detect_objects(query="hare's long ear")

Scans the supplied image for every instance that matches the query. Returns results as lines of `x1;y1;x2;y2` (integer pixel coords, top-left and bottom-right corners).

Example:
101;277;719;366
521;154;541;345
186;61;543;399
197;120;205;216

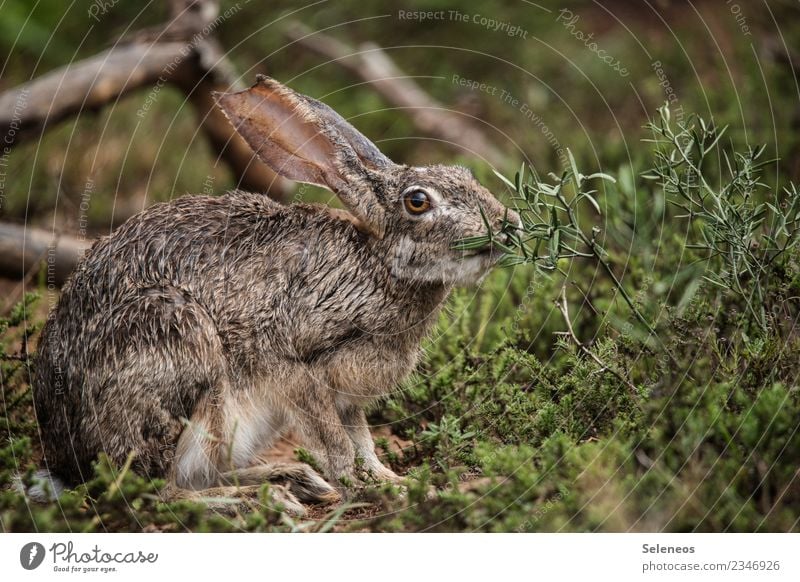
215;75;391;238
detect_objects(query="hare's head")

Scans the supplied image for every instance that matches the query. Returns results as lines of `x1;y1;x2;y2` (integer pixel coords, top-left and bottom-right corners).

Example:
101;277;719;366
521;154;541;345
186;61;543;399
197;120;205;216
216;76;519;286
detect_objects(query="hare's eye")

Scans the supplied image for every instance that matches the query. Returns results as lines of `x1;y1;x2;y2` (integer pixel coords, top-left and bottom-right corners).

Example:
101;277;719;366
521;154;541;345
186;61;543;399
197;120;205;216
403;189;431;215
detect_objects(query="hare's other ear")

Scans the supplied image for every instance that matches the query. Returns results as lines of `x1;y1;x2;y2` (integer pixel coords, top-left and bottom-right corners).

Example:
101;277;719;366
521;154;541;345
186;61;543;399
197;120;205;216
215;75;392;237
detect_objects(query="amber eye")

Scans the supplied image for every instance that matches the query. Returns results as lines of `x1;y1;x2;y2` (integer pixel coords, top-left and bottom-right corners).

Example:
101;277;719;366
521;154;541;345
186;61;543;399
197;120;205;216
403;189;432;215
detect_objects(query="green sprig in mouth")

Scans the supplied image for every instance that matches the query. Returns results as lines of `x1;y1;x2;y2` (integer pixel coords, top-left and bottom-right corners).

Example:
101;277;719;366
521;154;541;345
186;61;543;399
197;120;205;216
453;151;615;272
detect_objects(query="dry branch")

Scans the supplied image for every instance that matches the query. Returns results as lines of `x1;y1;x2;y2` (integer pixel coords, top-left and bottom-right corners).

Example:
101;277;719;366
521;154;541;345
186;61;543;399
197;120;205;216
174;39;292;197
285;21;505;167
0;222;90;285
555;286;638;396
0;42;190;146
0;0;291;200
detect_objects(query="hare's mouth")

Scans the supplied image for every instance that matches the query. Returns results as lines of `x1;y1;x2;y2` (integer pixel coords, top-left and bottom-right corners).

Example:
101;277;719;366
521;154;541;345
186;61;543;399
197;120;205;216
458;244;504;262
452;231;513;262
460;246;495;257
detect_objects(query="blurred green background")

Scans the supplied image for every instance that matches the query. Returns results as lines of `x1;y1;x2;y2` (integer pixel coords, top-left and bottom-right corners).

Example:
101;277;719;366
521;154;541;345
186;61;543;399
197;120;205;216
2;0;798;230
3;0;800;532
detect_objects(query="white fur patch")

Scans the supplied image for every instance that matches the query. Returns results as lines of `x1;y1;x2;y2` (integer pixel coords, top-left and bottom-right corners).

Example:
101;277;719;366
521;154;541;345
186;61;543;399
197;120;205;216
390;235;493;285
174;417;216;489
224;392;285;469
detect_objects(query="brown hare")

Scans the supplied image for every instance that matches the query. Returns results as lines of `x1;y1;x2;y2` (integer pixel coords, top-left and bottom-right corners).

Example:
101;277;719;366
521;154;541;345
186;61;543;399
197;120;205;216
30;76;520;513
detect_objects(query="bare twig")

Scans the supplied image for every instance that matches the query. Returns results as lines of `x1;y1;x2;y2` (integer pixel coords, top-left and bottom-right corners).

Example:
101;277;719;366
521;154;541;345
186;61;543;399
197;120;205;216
555;286;638;396
0;42;191;145
175;38;292;198
285;21;505;167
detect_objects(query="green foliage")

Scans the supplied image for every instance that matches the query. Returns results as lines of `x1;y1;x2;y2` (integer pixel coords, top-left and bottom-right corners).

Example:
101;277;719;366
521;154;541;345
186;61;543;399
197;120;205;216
644;104;800;335
294;448;323;473
3;103;800;532
2;1;800;533
363;106;800;532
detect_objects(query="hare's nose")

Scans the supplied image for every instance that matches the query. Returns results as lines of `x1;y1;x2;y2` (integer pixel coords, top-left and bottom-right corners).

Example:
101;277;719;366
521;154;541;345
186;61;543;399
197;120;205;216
494;209;522;232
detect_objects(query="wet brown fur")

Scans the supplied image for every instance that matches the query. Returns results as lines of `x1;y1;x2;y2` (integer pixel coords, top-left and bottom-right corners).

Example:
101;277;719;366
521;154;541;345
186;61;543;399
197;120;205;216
33;77;519;508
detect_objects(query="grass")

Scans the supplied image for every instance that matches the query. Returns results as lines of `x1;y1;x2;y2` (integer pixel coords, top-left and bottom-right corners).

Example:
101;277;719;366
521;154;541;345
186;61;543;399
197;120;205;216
2;0;800;532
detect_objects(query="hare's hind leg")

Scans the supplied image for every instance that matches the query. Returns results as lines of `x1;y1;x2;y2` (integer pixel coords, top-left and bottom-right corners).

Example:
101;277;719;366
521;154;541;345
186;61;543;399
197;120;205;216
68;287;229;481
290;370;357;489
219;463;340;504
163;482;306;515
164;459;338;516
172;392;339;511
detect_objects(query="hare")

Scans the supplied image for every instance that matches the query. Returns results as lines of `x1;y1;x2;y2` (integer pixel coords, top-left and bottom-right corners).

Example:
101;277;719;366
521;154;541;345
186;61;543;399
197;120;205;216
31;76;520;512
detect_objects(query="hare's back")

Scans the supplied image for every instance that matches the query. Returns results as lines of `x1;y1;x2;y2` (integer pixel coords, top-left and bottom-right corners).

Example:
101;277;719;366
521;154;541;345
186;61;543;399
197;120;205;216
33;192;287;481
81;191;283;282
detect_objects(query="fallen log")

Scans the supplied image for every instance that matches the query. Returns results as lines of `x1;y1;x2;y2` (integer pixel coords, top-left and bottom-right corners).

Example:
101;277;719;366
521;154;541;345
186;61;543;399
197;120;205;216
0;223;91;286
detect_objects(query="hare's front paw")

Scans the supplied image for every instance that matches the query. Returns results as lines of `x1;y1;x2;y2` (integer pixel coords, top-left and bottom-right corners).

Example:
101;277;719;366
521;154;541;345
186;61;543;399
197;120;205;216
334;467;405;501
355;450;403;483
332;473;364;502
359;463;404;485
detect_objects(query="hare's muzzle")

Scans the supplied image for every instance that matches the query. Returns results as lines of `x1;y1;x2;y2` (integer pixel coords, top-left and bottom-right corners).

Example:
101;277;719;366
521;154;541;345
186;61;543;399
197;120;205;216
493;207;523;246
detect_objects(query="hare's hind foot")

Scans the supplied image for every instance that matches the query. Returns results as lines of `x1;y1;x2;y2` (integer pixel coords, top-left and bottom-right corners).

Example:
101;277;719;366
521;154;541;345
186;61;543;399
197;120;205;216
164;482;306;516
219;462;340;504
165;461;340;516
